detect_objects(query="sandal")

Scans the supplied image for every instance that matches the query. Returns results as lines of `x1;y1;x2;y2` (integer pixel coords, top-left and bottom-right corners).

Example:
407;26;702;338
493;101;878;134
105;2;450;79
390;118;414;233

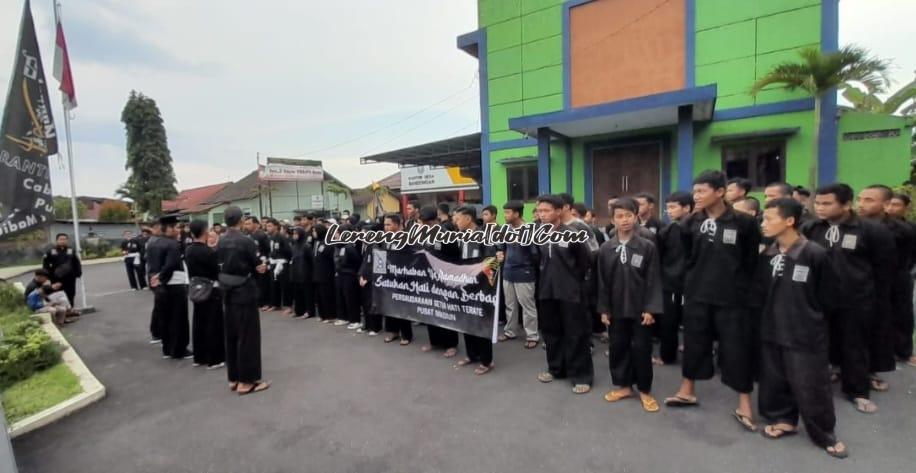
399;339;412;346
474;364;493;375
761;424;798;439
524;340;539;349
640;394;660;413
238;381;270;396
454;358;473;368
732;410;757;432
572;384;591;395
826;441;849;459
443;348;458;358
664;394;698;407
498;334;516;342
853;397;877;414
421;344;433;352
870;377;889;392
228;382;238;392
383;335;399;343
537;372;554;383
604;389;633;402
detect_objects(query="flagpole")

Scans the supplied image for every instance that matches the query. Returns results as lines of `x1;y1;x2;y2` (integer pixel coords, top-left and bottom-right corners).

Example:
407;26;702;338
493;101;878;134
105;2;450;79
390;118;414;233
55;0;91;312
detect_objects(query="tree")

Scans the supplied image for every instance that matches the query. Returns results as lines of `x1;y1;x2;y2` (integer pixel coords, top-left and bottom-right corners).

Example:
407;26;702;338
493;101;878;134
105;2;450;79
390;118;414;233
98;201;132;222
751;45;891;189
840;71;916;116
53;197;87;220
119;91;178;216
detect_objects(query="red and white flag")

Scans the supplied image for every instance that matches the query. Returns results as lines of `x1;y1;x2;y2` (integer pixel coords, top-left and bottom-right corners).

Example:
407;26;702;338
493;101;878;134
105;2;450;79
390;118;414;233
52;6;77;110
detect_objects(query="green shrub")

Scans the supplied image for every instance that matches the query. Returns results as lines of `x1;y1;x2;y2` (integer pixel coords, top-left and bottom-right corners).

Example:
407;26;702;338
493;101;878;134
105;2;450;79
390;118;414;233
0;282;64;389
0;282;24;314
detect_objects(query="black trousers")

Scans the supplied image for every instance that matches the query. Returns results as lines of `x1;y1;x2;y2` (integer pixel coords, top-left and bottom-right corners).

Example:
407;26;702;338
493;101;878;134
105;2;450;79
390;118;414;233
893;275;915;360
224;285;262;384
270;266;291;308
385;317;413;341
659;292;683;364
61;279;76;307
361;284;382;332
609;318;654;393
125;259;140;289
256;272;271;307
827;307;872;399
759;343;837;449
428;325;459;349
463;333;493;365
192;290;225;366
871;297;896;373
135;262;147;289
335;273;361;323
150;287;165;340
292;281;314;317
315;281;336;320
540;299;594;386
161;285;190;359
682;301;753;394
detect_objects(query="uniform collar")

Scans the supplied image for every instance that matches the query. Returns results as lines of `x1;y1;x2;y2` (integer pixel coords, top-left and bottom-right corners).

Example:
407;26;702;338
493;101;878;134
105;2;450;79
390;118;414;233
764;236;808;259
701;205;736;223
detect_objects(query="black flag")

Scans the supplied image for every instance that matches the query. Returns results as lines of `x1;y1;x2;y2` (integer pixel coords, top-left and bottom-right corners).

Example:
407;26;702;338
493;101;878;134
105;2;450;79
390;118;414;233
0;0;57;238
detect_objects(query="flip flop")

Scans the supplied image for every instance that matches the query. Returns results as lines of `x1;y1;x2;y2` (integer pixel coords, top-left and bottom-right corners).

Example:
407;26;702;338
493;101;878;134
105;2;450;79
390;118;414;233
454;358;473;368
853;397;878;414
870;377;889;392
732;410;757;432
572;384;591;395
238;381;270;396
640;395;660;413
664;395;698;407
474;364;493;375
537;372;554;383
399;339;412;346
383;335;399;343
761;424;798;439
826;441;849;459
524;340;539;349
443;348;458;358
604;389;633;402
228;382;238;392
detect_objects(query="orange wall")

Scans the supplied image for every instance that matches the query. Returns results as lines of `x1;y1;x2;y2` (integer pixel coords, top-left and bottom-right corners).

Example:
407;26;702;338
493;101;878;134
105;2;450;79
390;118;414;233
570;0;686;108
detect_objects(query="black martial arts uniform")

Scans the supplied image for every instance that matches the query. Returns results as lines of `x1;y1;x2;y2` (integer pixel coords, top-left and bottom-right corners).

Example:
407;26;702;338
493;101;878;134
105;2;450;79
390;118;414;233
382;241;413;341
145;235;163;341
681;207;760;393
42;244;82;306
312;226;337;320
657;217;687;364
149;236;190;359
458;237;495;366
596;233;663;393
538;219;597;386
334;243;363;324
425;225;461;350
754;238;838;449
135;233;149;288
803;214;896;399
641;216;664;236
268;232;293;308
218;229;263;384
249;229;271;307
186;241;225;367
883;217;916;361
289;228;315;318
121;237;145;290
359;242;383;333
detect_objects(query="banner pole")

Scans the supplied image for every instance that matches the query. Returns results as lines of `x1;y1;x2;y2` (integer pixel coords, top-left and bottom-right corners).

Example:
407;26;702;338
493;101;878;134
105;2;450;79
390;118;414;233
63;105;90;311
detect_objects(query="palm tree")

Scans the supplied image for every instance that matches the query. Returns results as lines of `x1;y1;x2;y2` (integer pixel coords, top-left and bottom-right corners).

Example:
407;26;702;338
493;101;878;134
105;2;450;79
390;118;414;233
751;45;891;189
841;70;916;116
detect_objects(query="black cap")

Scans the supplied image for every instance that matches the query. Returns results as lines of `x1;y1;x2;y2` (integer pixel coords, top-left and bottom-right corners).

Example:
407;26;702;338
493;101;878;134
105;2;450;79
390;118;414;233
419;205;438;222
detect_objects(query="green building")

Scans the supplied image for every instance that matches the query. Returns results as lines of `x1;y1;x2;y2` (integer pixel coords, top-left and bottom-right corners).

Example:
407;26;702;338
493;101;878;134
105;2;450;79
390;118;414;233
456;0;913;220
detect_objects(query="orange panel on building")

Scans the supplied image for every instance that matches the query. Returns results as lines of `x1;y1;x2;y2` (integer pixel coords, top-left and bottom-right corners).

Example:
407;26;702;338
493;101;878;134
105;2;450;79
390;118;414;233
570;0;686;108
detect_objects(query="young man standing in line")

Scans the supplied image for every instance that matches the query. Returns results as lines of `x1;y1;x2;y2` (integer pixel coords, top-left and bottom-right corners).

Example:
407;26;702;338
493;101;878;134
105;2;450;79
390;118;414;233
496;201;540;349
655;191;693;365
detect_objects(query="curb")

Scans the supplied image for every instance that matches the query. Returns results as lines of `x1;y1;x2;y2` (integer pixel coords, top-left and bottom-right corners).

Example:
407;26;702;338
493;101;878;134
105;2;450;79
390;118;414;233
0;256;123;280
7;314;106;439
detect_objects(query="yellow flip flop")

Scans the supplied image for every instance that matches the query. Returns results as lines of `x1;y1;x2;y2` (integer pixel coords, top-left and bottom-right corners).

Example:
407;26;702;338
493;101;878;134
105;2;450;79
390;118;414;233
640;394;660;413
604;389;634;402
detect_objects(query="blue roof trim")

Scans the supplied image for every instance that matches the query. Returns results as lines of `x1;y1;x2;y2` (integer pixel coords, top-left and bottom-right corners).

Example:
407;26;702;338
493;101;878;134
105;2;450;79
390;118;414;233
457;30;482;58
713;98;815;121
489;138;538;151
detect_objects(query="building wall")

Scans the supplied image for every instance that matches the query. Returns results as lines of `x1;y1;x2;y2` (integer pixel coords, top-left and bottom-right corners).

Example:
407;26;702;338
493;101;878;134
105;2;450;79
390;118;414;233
837;111;912;190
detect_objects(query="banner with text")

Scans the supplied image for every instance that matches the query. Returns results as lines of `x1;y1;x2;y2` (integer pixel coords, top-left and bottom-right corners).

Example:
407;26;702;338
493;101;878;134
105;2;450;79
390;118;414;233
371;248;499;341
260;158;324;182
0;0;58;239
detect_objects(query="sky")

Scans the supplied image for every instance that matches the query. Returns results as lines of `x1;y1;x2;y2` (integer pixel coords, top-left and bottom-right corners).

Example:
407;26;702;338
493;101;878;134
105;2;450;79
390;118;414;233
0;0;914;199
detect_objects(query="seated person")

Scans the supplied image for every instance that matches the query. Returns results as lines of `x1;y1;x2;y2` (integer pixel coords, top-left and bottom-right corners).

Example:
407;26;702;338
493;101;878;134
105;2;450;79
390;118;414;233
27;284;78;326
24;269;50;304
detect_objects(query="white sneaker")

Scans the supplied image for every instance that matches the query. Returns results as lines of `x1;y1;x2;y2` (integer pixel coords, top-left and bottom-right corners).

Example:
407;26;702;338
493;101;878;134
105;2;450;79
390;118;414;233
368;331;379;337
206;362;225;370
333;320;348;326
347;323;361;330
356;328;366;333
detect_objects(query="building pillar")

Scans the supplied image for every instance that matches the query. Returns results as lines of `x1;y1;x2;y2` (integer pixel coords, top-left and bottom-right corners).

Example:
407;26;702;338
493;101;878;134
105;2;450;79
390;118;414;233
537;127;551;195
677;105;694;191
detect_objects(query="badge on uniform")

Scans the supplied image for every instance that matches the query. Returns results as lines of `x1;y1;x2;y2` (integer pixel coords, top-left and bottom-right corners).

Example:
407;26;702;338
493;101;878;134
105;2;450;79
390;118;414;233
649;227;657;234
792;264;809;283
557;240;569;249
841;234;857;250
372;249;387;274
338;247;346;256
630;253;643;268
722;228;737;245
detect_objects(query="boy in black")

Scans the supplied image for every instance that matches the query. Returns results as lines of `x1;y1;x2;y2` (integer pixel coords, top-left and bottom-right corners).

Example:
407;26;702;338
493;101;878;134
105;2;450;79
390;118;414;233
886;193;916;367
419;206;461;357
634;192;663;235
42;233;82;306
802;183;895;414
597;198;663;412
536;194;595;394
266;218;293;315
756;198;847;459
453;206;496;375
655;191;692;365
665;170;760;433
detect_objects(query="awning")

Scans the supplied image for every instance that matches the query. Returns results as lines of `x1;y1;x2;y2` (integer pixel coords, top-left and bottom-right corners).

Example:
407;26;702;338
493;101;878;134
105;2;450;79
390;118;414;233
508;85;718;138
359;133;481;169
710;127;800;144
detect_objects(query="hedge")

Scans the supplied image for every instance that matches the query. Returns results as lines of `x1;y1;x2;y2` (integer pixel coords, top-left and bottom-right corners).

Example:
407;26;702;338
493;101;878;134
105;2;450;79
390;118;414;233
0;283;63;390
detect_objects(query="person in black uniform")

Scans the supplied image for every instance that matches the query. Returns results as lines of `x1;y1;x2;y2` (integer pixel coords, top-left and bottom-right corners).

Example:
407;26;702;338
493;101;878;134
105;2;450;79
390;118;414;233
134;227;151;289
656;191;693;365
148;215;191;360
664;170;760;434
418;206;461;357
312;224;338;323
452;206;496;375
535;195;596;394
634;192;663;236
120;230;142;290
333;224;363;329
755;198;847;459
358;221;384;336
244;217;272;311
887;193;916;367
289;226;315;319
381;214;413;345
597;198;664;412
186;220;225;369
265;218;293;315
802;183;895;414
42;233;83;307
217;206;270;395
855;185;907;389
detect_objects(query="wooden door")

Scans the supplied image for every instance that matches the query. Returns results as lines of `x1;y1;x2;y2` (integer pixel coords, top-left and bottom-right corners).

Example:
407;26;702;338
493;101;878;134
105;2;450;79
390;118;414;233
591;142;661;222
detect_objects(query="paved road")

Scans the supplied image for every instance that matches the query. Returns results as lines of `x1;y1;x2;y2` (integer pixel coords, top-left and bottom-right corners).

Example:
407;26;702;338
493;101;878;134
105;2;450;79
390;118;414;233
10;263;916;472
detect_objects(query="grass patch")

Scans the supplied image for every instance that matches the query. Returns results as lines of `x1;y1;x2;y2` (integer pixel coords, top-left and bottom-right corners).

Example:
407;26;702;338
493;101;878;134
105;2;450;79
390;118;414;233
2;362;82;424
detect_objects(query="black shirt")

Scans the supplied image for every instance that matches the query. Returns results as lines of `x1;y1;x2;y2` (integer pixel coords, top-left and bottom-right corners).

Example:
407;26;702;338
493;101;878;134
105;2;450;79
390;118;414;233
658;218;688;294
334;243;362;276
290;238;314;284
312;239;336;283
268;232;292;261
682;207;760;307
147;237;181;284
42;246;82;283
595;233;663;320
538;221;595;304
217;228;260;278
185;242;219;281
